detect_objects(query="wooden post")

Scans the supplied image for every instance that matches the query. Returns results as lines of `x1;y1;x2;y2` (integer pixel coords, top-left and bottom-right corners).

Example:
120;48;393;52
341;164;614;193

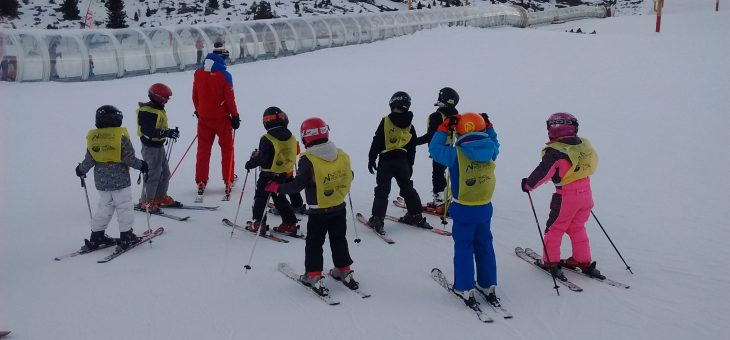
653;0;664;33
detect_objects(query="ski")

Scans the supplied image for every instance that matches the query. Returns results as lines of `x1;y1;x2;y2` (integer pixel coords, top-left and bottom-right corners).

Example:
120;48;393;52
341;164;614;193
431;268;493;323
161;204;219;211
556;256;631;289
326;269;372;298
97;227;165;263
395;197;449;219
515;247;583;292
271;229;306;240
267;202;308;216
0;331;10;338
278;262;340;305
355;213;395;244
474;286;513;319
54;242;116;261
134;206;190;221
383;214;452;236
221;218;289;243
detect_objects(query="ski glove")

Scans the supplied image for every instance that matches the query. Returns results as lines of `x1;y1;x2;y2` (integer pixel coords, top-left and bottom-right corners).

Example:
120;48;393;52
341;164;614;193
193;111;198;119
521;178;531;193
368;159;377;174
230;115;241;130
437;115;459;133
480;113;493;129
165;127;180;140
75;165;85;178
264;181;279;193
140;161;149;174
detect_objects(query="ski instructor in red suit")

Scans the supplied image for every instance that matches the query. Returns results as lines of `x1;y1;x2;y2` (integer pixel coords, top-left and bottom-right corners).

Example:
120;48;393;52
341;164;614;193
192;42;241;195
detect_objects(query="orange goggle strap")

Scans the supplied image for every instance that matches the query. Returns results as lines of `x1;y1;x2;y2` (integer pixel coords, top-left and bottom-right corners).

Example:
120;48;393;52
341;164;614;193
263;112;287;123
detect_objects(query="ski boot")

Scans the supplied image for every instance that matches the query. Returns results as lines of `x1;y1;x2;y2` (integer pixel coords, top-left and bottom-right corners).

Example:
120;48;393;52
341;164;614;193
273;223;299;235
299;272;329;296
84;230;116;250
329;267;359;290
138;199;161;214
538;261;567;281
368;216;386;235
118;229;140;250
399;213;433;230
452;288;479;309
157;195;182;208
563;257;606;280
246;220;269;234
476;284;500;306
197;181;207;195
427;191;444;208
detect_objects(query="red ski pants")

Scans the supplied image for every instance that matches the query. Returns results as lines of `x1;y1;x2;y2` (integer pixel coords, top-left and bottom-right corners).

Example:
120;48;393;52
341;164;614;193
195;119;234;184
542;186;594;265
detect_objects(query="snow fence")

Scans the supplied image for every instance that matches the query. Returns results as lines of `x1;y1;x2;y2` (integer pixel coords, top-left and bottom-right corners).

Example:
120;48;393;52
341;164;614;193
0;5;606;82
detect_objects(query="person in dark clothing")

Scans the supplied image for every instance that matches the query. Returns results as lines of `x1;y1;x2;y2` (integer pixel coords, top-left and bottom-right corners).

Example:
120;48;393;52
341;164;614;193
136;83;180;213
244;107;300;235
368;91;431;234
415;87;460;206
264;117;357;295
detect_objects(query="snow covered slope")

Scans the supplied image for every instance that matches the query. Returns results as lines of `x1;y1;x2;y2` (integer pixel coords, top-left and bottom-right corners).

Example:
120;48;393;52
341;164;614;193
1;3;728;340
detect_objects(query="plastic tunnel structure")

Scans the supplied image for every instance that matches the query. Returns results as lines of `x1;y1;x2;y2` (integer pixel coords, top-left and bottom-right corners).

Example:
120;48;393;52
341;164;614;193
0;5;606;82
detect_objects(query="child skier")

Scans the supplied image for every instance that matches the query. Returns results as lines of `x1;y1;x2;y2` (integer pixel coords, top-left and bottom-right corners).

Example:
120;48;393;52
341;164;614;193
264;117;357;295
244;107;300;235
416;87;460;208
521;112;604;280
75;105;148;250
429;112;500;307
136;83;180;213
367;91;430;234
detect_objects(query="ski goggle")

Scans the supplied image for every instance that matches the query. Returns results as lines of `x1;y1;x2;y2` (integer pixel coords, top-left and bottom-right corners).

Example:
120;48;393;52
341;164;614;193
546;118;578;128
262;112;287;123
301;126;329;138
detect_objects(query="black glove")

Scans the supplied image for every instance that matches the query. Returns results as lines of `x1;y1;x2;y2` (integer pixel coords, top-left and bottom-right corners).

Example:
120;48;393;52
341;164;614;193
368;159;377;174
165;127;180;140
480;113;493;129
193;111;198;119
140;161;149;174
521;178;530;193
75;165;85;178
230;115;241;130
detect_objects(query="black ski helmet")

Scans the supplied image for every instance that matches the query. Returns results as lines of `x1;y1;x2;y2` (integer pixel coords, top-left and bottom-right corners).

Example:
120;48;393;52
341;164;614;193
389;91;411;111
435;87;459;108
262;106;289;130
95;105;123;128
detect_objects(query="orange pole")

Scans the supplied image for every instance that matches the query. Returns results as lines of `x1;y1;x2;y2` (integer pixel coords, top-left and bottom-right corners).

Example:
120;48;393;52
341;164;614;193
654;0;664;33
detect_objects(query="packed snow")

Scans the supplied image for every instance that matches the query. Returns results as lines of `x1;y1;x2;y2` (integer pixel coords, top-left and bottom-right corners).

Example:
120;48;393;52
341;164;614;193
1;2;729;339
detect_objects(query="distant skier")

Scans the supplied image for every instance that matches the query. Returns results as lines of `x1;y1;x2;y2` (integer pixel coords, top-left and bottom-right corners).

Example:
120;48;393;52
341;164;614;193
244;107;301;235
264;118;357;294
416;87;460;209
521;112;604;280
192;41;240;197
136;83;180;213
367;91;431;234
75;105;148;250
429;112;500;307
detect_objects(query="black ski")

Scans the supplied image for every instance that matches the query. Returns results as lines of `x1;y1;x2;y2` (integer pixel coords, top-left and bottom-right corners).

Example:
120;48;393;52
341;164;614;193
474;286;513;319
97;227;165;263
355;213;395;244
54;242;116;261
134;206;190;221
162;203;219;211
0;331;10;338
278;262;340;305
431;268;493;323
558;257;631;289
515;247;583;292
383;214;452;236
221;218;289;243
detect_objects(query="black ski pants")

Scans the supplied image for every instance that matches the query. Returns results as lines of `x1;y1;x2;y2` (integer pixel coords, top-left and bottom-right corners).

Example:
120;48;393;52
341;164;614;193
252;173;297;225
305;208;353;273
372;157;423;218
432;160;447;194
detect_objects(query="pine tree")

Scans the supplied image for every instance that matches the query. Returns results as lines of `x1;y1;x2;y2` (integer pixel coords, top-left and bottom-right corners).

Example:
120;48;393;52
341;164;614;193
222;0;231;9
60;0;80;20
105;0;128;28
133;10;138;21
0;0;21;18
253;0;272;19
208;0;219;10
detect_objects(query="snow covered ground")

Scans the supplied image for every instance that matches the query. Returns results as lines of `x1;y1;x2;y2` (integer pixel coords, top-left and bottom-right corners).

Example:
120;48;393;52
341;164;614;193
2;3;729;339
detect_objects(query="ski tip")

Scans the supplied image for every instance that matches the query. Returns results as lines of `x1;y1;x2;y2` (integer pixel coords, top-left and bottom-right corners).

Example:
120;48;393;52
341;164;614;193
431;267;442;274
514;246;524;253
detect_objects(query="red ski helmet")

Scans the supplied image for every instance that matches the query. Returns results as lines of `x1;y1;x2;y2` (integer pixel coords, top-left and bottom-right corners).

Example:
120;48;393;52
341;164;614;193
456;112;487;136
300;117;330;147
546;112;579;140
149;83;172;104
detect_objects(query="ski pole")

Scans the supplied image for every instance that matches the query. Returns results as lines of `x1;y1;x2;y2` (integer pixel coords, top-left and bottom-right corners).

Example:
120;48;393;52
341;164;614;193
79;173;93;221
165;132;176;164
527;192;560;296
169;135;198;180
591;210;633;274
225;130;237;192
347;193;361;244
230;170;251;238
244;192;272;272
141;172;153;246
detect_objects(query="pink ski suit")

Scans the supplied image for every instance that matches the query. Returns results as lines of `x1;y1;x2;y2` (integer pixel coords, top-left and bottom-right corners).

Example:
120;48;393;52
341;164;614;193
523;136;597;266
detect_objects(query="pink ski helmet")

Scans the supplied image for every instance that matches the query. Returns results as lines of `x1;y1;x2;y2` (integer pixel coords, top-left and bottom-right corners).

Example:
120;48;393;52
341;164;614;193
546;112;578;140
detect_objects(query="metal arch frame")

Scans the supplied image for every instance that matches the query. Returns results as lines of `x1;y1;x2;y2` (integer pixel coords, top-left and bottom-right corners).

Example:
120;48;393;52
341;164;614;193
85;29;126;78
150;26;185;71
351;15;373;44
66;33;92;81
262;21;282;57
270;19;301;54
121;28;157;74
226;23;260;60
201;24;238;62
2;32;25;81
309;17;333;49
293;17;318;52
17;32;50;81
322;17;346;47
338;16;361;45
